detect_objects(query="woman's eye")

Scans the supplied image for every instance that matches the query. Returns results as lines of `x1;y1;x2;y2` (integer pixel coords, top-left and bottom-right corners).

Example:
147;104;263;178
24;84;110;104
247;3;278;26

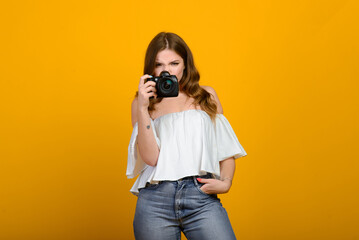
155;63;161;67
171;63;179;65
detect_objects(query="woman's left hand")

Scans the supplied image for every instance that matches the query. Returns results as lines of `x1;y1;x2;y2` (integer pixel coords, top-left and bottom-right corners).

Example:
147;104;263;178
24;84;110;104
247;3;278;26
197;178;232;194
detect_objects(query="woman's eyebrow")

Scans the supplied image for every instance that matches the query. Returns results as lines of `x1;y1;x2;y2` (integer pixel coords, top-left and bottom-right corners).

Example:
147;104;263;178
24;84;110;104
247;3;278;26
155;60;180;63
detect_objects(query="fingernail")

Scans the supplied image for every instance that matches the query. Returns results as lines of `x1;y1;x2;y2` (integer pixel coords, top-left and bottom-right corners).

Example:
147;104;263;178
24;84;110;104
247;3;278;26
197;178;201;181
148;75;153;77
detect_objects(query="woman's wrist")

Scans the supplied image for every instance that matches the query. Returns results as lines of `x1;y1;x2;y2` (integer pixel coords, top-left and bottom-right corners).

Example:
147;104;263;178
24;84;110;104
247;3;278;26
220;178;232;193
220;177;232;182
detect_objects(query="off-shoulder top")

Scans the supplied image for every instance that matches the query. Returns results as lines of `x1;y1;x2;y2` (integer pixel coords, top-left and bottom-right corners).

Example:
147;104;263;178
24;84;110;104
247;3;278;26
126;109;247;196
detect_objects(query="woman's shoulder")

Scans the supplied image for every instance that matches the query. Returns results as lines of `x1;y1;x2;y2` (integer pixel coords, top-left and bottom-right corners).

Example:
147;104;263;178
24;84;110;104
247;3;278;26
200;85;223;114
201;85;214;93
201;85;219;100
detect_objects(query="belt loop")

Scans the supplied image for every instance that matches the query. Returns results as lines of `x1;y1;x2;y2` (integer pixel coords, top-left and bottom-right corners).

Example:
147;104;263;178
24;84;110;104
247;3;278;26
192;176;198;186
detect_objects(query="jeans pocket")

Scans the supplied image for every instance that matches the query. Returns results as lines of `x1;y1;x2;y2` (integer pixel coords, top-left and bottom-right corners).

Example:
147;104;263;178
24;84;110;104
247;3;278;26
197;184;210;196
193;176;220;200
194;177;211;196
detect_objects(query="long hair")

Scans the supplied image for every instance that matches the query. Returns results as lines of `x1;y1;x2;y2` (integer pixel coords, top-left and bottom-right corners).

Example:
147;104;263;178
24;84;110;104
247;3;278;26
134;32;218;123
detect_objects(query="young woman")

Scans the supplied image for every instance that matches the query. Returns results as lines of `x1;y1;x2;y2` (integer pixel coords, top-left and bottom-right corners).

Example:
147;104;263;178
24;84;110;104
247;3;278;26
126;32;247;240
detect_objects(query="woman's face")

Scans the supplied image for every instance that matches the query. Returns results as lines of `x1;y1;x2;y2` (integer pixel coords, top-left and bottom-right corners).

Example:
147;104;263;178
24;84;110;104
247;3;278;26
153;49;185;82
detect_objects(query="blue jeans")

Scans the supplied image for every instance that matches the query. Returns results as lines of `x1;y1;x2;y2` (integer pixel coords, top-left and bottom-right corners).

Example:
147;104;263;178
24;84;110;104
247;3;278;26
133;173;237;240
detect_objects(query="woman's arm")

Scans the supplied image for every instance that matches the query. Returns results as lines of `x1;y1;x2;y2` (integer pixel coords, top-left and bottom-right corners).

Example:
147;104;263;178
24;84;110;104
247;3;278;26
131;97;160;167
219;157;236;190
197;157;235;194
197;86;236;194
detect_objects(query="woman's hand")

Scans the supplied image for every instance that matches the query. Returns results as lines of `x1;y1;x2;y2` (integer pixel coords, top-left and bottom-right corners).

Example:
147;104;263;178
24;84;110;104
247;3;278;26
197;178;232;194
137;74;157;110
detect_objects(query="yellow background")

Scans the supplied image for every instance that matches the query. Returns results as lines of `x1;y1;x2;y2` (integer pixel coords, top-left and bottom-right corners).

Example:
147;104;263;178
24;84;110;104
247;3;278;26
1;0;358;239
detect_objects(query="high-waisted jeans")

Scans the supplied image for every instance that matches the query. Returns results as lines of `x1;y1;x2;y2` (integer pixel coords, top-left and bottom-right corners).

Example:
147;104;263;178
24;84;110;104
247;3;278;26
133;172;237;240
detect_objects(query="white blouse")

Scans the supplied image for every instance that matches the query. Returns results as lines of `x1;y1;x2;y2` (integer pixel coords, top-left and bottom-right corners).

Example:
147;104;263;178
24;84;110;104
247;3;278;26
126;109;247;196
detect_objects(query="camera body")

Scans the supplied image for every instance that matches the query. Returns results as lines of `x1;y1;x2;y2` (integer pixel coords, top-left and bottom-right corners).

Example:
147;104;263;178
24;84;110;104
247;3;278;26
145;71;179;98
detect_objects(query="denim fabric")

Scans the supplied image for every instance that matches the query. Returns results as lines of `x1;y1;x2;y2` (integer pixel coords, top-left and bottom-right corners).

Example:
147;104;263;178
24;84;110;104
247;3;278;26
133;173;237;240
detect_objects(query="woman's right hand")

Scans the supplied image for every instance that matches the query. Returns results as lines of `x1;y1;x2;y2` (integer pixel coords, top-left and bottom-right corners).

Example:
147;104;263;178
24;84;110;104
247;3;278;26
137;74;158;110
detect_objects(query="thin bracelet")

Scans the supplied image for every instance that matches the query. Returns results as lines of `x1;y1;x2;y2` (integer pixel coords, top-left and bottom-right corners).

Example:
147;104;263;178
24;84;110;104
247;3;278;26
221;177;232;181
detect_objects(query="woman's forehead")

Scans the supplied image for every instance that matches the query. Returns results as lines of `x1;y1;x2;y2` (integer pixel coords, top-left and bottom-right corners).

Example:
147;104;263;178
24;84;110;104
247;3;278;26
156;49;182;61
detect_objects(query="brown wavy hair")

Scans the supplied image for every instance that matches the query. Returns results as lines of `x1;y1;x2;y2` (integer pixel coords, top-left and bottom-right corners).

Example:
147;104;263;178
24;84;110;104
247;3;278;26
134;32;218;123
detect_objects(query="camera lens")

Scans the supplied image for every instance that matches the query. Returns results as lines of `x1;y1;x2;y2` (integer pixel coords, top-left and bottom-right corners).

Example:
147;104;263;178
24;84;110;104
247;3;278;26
159;78;174;93
163;80;172;89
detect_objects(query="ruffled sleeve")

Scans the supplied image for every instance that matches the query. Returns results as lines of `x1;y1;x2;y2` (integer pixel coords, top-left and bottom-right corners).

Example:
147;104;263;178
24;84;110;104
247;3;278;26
126;119;161;179
215;114;247;161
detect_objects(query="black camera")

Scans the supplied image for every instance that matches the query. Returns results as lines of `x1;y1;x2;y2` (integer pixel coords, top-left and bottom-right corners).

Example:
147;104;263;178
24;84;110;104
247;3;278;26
145;71;179;98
